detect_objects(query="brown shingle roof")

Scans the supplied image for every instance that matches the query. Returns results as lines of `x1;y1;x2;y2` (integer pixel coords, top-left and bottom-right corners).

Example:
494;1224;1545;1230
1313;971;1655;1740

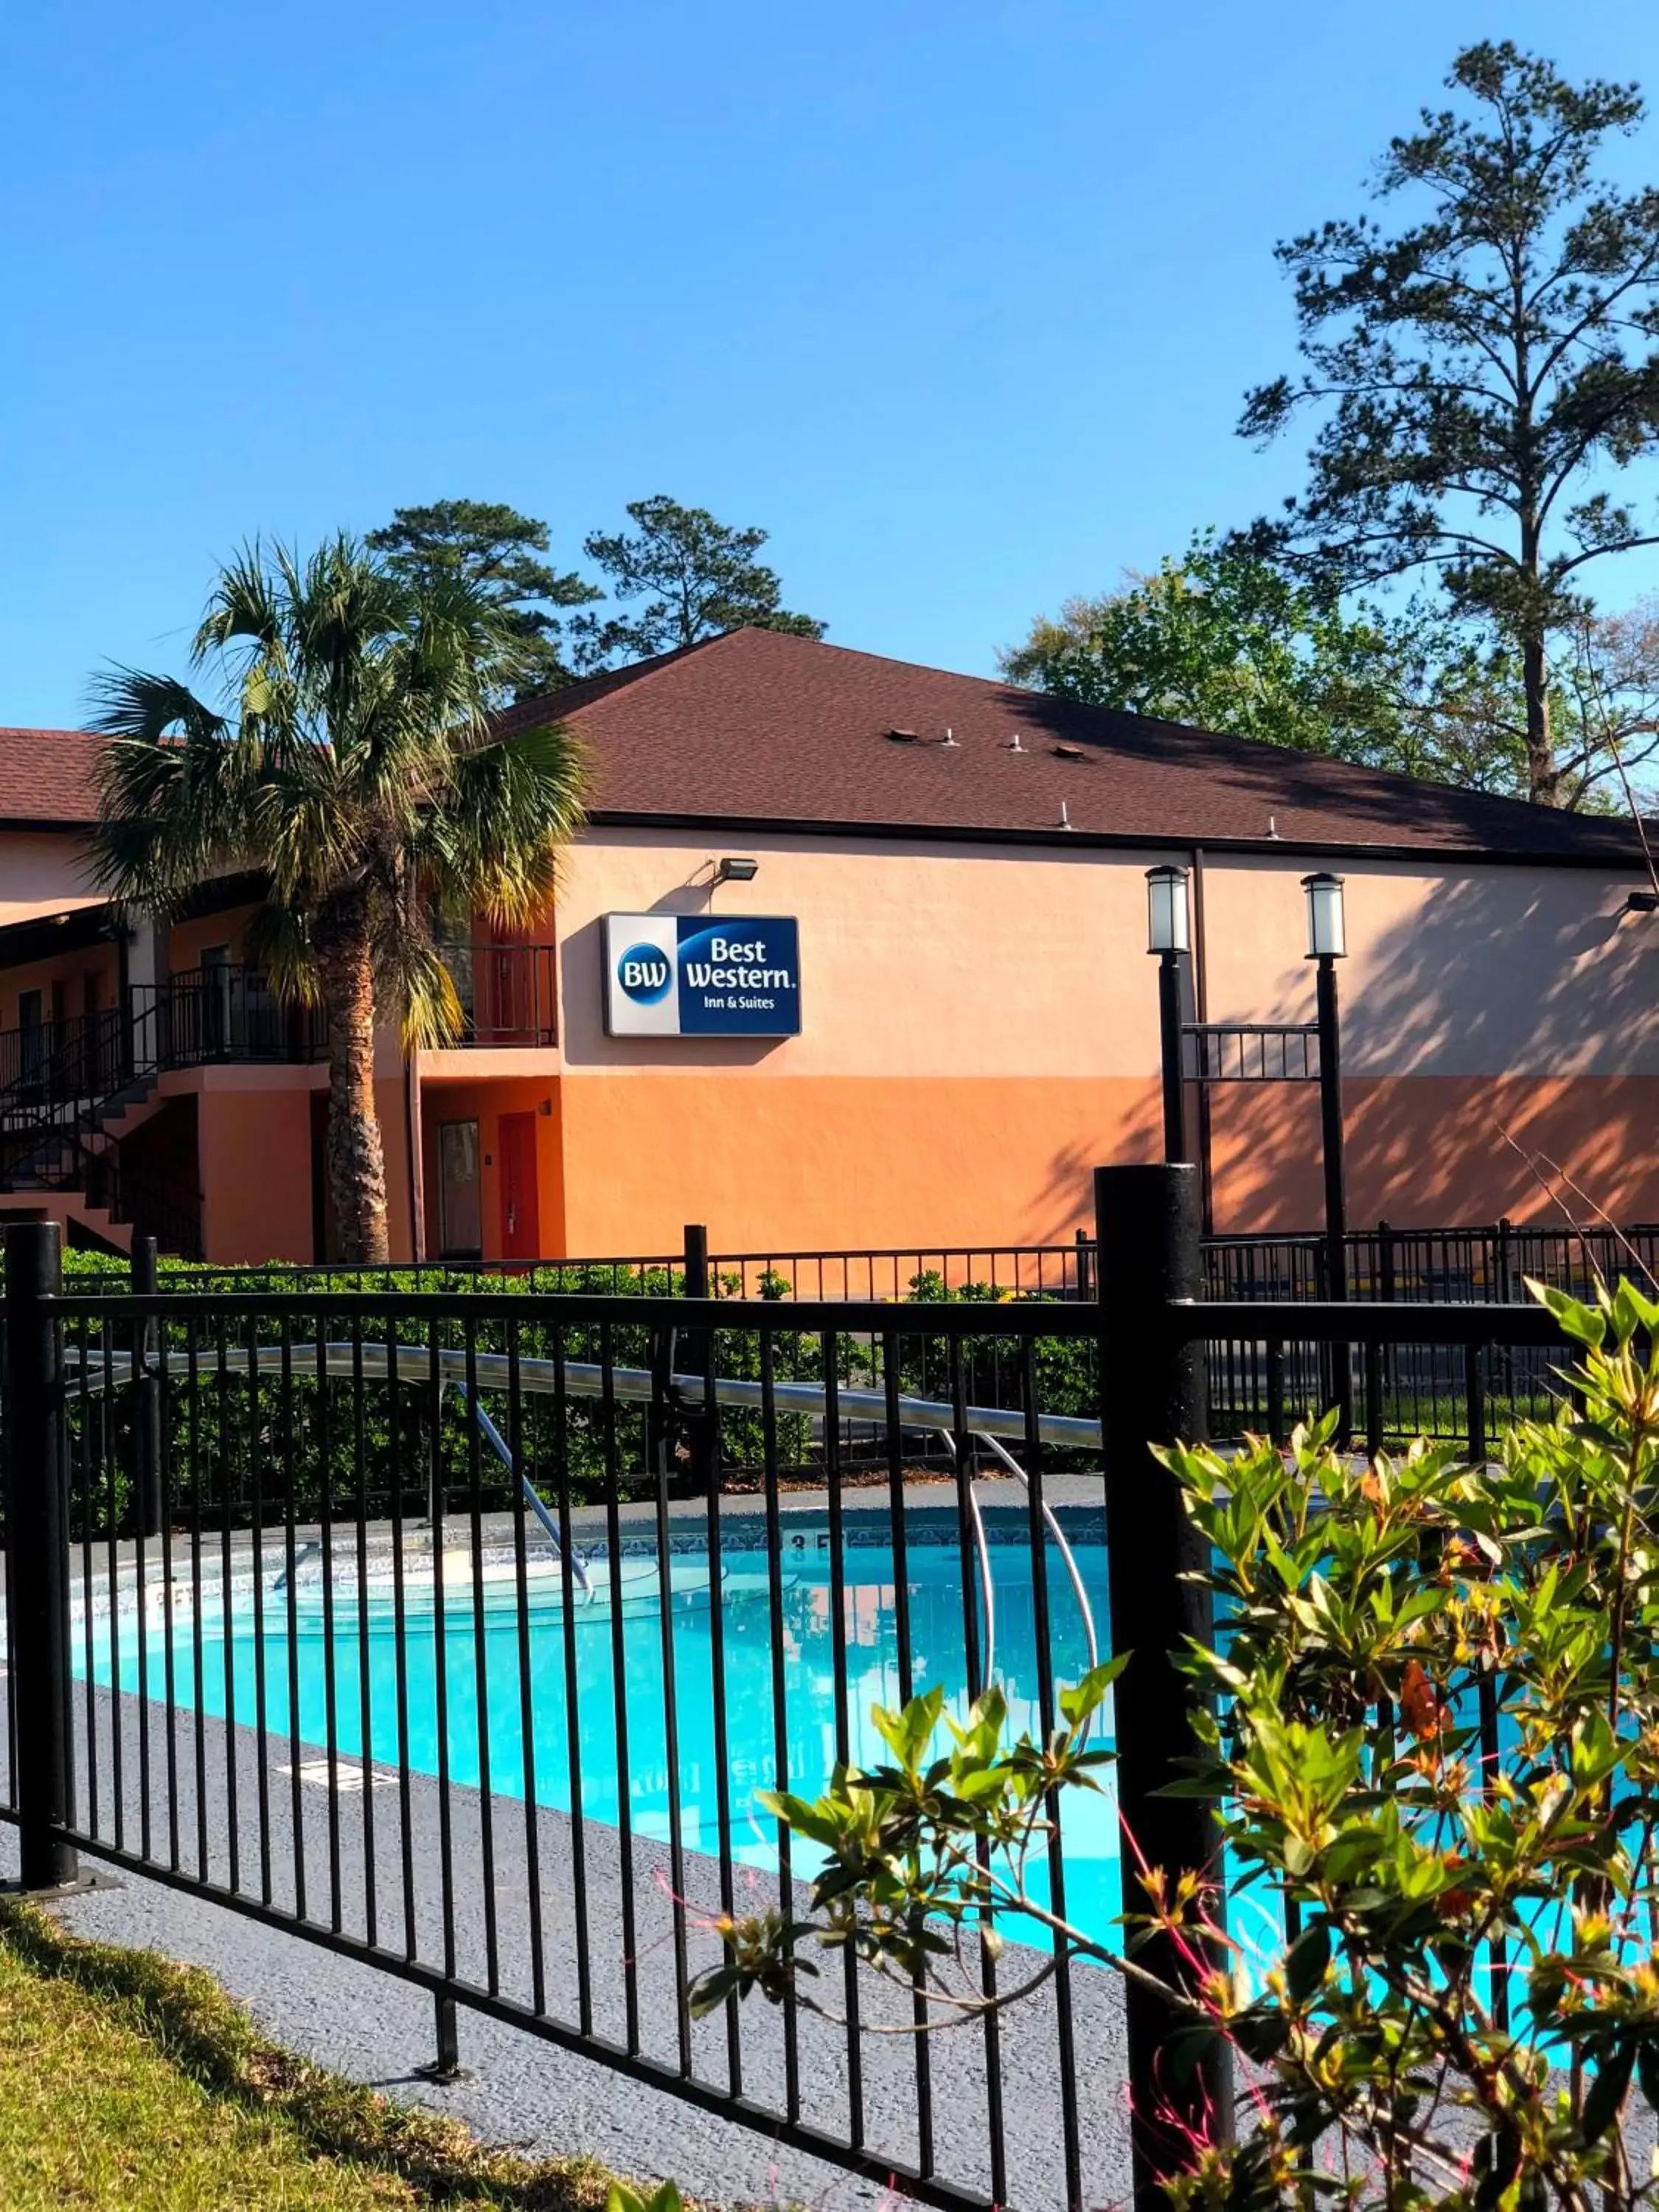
0;727;105;824
509;627;1656;866
6;632;1655;866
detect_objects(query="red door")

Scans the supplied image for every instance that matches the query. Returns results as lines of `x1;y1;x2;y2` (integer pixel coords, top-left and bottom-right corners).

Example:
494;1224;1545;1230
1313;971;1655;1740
498;1112;540;1262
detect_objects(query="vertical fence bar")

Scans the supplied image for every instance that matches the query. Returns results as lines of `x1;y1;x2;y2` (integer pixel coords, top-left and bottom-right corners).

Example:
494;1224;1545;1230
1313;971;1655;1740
1094;1164;1233;2208
6;1222;78;1890
700;1335;741;2095
1364;1339;1383;1461
649;1326;692;2076
462;1320;499;1998
950;1336;1006;2208
552;1328;594;2039
131;1236;163;1537
1466;1336;1509;2031
77;1317;100;1853
883;1330;933;2177
599;1321;639;2057
1021;1338;1084;2212
505;1321;546;2018
821;1329;863;2146
759;1329;801;2124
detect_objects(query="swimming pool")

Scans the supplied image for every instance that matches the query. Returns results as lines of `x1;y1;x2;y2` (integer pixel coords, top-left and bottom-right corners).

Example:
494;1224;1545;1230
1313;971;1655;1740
78;1509;1119;1947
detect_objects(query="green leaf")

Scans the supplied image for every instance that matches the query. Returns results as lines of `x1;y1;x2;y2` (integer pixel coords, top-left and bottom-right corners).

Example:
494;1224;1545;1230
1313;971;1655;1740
1285;1919;1331;2003
1531;1279;1607;1349
1582;2043;1636;2144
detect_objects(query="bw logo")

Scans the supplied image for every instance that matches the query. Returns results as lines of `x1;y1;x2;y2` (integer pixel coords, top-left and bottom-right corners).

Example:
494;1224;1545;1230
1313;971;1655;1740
617;945;672;1005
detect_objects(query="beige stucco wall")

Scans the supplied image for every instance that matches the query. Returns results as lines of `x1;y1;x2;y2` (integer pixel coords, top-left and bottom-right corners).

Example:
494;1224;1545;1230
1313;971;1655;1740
0;829;102;928
531;828;1659;1251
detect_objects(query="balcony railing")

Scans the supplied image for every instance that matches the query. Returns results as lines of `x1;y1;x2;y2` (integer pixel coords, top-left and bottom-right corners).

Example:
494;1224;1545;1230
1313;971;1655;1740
136;967;329;1071
440;941;558;1047
0;946;559;1121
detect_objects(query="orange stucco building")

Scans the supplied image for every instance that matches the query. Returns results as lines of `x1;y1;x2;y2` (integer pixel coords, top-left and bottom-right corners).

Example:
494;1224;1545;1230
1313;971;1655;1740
0;630;1655;1262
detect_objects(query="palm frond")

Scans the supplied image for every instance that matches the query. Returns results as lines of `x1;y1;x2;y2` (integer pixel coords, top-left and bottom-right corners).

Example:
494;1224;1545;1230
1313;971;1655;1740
84;669;251;911
421;720;588;930
369;914;465;1052
192;540;288;669
241;901;321;1006
86;666;229;748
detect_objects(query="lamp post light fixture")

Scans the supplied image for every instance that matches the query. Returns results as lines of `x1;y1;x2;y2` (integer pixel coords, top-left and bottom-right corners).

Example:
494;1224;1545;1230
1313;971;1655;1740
1146;865;1191;1161
1302;869;1346;961
1145;863;1190;956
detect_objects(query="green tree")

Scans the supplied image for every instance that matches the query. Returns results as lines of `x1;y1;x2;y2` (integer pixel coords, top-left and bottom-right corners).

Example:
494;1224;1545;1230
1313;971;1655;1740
574;495;824;667
1001;532;1531;793
1006;535;1659;807
1239;41;1659;806
87;537;587;1262
366;498;600;703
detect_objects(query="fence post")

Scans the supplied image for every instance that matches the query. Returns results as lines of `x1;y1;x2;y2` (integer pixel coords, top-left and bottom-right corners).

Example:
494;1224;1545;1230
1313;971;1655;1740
5;1222;79;1891
130;1234;163;1538
1093;1164;1233;2200
677;1224;715;1498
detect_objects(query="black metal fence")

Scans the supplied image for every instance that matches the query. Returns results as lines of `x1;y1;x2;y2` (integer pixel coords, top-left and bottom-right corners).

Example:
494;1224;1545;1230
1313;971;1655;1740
0;1192;1612;2211
66;1210;1659;1460
92;1217;1658;1312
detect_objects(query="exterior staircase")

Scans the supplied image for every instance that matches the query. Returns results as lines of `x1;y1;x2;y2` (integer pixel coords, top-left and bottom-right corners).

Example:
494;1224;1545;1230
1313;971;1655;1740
0;1006;199;1256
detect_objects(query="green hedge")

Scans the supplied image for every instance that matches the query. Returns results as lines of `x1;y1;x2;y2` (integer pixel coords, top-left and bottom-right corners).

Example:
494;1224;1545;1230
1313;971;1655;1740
49;1255;1093;1539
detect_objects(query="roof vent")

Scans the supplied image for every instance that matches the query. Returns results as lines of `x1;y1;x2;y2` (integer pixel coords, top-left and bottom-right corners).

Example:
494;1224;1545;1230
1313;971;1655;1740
1057;801;1072;830
942;726;959;747
1051;741;1088;761
1007;731;1026;753
1267;814;1281;840
886;727;920;743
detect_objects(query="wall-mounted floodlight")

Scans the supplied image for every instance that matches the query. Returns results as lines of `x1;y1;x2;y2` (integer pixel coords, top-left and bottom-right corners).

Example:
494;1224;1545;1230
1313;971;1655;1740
714;857;759;884
1301;872;1346;961
1145;864;1191;956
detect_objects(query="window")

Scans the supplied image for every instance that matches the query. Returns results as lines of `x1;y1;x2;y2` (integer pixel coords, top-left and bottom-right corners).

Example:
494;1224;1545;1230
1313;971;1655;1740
437;1120;483;1257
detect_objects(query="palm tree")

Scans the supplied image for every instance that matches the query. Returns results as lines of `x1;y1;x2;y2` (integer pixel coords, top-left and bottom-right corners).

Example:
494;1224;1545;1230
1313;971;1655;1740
88;535;586;1262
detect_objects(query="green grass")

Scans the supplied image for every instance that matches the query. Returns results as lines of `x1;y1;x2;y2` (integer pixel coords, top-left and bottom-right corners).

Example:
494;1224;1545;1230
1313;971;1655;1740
0;1900;639;2211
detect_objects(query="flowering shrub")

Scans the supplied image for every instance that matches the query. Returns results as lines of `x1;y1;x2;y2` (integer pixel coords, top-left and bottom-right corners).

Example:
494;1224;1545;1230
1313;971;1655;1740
698;1278;1659;2210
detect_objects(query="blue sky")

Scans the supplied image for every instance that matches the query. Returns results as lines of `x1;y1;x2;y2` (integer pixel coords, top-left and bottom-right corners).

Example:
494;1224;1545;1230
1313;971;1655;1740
5;0;1659;726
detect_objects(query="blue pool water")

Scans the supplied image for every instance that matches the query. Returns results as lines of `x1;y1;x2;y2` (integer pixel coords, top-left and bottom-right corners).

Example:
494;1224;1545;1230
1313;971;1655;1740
80;1516;1121;1947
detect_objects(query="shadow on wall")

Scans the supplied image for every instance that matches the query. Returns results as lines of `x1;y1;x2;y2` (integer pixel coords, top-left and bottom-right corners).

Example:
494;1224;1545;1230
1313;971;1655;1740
1210;873;1659;1230
1035;1105;1165;1246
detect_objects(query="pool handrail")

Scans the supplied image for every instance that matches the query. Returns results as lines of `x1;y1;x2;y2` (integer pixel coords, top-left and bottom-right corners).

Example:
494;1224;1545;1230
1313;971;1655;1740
69;1340;1106;1454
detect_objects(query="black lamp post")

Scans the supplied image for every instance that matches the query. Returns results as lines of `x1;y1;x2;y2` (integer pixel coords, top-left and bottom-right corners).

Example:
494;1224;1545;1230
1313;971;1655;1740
1301;872;1349;1295
1145;865;1189;1161
1303;871;1352;1433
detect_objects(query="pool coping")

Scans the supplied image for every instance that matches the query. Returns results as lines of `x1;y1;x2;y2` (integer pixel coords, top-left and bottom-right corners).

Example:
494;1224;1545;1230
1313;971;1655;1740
5;1474;1107;1611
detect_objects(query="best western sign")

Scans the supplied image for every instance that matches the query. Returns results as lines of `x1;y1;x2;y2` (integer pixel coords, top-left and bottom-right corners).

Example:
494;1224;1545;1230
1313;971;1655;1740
602;914;803;1037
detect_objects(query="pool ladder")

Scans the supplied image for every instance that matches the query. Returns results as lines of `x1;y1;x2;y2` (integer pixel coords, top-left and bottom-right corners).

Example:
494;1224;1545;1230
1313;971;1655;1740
934;1428;1100;1703
445;1382;592;1595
